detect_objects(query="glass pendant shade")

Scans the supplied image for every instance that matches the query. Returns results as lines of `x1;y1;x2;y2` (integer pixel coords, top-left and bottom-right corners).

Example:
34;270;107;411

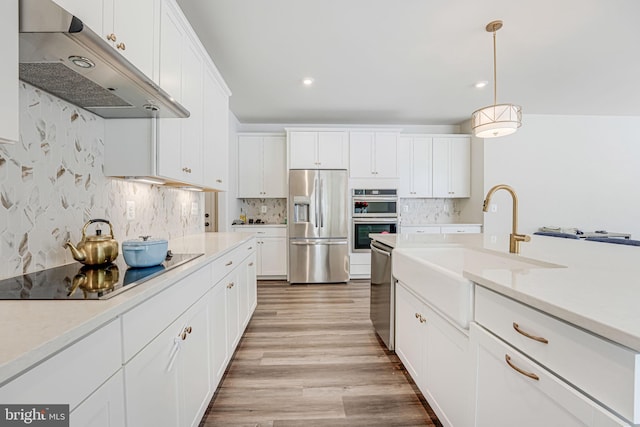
471;103;522;138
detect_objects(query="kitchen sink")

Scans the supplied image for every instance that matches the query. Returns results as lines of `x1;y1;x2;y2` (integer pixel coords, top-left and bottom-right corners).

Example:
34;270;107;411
392;247;562;329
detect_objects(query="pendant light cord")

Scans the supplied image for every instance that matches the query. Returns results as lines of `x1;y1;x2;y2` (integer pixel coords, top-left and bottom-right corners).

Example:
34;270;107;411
493;27;497;106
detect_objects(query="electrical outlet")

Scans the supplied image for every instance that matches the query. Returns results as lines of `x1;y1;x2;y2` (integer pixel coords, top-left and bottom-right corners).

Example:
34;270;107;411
191;202;198;216
126;201;135;220
261;205;267;214
181;203;188;217
443;204;449;213
402;205;409;213
490;204;498;213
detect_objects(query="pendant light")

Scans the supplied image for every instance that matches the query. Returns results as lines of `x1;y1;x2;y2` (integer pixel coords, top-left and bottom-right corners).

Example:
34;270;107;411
471;20;522;138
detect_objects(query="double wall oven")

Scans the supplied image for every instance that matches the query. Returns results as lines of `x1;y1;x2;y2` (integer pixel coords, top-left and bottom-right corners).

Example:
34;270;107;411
352;189;398;252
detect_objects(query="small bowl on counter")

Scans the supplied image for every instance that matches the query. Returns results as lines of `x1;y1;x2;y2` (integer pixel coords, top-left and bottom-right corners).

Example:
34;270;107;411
122;236;169;268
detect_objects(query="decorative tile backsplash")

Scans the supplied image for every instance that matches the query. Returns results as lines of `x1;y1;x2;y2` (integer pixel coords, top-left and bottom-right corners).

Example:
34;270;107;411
398;198;461;225
240;198;287;224
0;83;203;280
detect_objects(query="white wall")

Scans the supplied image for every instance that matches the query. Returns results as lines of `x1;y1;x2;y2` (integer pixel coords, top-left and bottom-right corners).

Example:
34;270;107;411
483;114;640;238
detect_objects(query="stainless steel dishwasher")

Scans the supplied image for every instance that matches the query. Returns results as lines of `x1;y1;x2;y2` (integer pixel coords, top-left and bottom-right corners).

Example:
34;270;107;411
370;240;394;350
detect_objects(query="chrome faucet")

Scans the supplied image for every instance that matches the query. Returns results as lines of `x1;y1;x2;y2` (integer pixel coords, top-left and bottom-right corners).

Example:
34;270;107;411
483;184;530;254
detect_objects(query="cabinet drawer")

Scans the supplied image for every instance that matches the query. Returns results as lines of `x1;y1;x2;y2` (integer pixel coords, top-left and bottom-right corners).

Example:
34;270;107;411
211;239;256;284
233;226;286;237
0;319;122;411
475;286;640;423
440;225;481;234
471;323;630;427
122;264;212;361
400;226;441;234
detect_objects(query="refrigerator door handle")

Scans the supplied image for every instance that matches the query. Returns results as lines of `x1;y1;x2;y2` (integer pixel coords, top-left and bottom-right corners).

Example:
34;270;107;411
290;240;347;246
319;178;324;228
314;177;319;227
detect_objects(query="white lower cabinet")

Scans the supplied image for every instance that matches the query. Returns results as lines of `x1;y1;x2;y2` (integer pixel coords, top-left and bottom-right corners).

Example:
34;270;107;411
394;281;471;427
70;372;126;427
470;323;629;427
232;226;287;278
124;294;211;427
224;269;241;353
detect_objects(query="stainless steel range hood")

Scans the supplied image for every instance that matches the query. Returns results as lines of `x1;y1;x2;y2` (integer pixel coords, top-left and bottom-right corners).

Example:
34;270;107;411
18;0;189;119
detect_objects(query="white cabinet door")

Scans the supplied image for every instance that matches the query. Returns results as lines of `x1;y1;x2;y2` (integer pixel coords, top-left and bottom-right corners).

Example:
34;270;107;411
158;0;183;101
317;132;348;169
433;137;470;198
394;282;427;386
125;296;211;427
238;136;264;197
289;131;318;169
373;133;397;178
0;0;18;144
349;131;374;177
246;253;258;313
260;237;287;276
70;371;126;427
225;270;241;352
471;323;629;427
178;297;212;427
209;281;228;388
203;65;229;191
398;136;432;197
262;136;287;197
179;37;204;184
51;0;107;43
111;0;156;79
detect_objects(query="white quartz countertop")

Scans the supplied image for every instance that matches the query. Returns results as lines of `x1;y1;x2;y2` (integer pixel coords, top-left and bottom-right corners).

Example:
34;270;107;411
371;232;640;353
231;224;286;228
399;223;482;227
0;232;255;385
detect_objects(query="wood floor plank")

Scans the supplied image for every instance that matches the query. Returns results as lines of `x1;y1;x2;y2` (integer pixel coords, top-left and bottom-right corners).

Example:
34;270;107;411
199;280;442;427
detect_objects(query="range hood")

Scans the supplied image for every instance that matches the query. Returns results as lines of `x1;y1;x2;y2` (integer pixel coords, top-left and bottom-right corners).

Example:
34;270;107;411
18;0;189;119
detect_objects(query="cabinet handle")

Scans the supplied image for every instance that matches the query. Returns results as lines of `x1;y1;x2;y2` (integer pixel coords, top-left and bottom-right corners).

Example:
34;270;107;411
106;33;117;42
248;246;253;250
414;313;426;323
513;322;549;344
225;261;233;266
116;42;126;51
249;262;254;266
180;326;192;340
227;282;234;289
505;354;539;381
216;179;223;183
415;313;420;319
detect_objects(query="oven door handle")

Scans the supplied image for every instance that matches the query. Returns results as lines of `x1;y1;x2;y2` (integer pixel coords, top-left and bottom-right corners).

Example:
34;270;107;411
353;197;398;203
353;218;398;224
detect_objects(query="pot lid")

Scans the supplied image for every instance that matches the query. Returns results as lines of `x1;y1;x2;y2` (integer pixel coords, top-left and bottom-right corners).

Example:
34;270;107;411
122;236;168;247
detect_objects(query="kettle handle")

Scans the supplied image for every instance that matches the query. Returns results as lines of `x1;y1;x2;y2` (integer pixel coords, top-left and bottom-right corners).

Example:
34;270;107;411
82;219;115;239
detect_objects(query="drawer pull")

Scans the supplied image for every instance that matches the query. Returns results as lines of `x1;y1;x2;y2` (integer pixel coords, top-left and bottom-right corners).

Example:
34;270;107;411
505;354;539;381
513;322;549;344
225;261;233;266
414;313;426;323
248;246;253;250
227;282;234;289
249;262;254;266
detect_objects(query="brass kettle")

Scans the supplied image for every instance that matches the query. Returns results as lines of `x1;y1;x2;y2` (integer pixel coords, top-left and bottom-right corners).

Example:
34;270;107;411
64;219;119;265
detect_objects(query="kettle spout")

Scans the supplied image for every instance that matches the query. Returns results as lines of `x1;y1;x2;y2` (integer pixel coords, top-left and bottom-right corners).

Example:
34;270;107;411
64;240;86;262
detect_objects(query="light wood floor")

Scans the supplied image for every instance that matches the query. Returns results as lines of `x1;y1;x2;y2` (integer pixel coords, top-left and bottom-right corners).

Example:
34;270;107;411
199;280;442;427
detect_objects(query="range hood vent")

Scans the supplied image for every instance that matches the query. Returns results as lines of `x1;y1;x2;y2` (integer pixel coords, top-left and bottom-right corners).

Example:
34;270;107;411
18;0;189;119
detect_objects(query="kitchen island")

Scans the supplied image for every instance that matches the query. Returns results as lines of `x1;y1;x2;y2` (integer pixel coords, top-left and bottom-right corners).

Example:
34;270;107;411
372;232;640;427
0;232;257;426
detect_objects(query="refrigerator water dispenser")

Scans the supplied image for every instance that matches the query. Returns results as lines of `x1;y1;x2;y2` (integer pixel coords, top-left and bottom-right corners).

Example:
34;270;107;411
293;196;311;223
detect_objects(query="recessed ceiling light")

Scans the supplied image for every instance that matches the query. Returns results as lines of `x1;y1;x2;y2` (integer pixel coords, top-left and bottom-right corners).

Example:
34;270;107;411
475;81;489;89
302;77;314;86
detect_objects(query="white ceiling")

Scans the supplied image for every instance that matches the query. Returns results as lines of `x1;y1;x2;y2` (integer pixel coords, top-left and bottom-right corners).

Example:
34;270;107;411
176;0;640;125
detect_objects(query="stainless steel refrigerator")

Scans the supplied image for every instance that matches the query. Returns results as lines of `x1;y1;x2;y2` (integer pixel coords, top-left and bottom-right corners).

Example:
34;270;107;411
288;169;349;283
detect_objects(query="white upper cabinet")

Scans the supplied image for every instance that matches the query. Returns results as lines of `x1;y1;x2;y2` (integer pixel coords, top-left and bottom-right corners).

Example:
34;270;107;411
397;136;433;197
238;135;287;198
288;130;348;169
203;65;229;191
103;0;231;190
52;0;156;79
0;0;18;144
349;131;398;178
432;136;471;198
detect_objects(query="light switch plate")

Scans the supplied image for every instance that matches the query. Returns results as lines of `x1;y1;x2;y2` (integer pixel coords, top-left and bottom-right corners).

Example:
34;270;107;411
261;205;267;213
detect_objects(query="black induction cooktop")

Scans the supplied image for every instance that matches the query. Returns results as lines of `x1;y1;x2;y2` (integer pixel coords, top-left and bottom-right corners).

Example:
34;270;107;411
0;253;204;300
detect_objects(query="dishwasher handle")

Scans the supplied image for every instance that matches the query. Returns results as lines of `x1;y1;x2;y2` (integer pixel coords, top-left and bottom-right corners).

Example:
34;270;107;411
370;241;392;256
